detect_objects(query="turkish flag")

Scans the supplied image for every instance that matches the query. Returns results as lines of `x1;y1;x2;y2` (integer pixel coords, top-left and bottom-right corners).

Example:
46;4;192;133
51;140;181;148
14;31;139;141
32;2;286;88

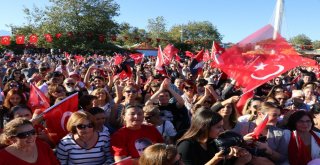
175;54;181;62
29;34;38;44
211;41;225;66
218;24;312;92
252;114;269;139
163;44;179;64
155;46;165;70
55;33;62;39
203;49;210;62
129;53;143;64
43;93;78;144
236;90;254;115
117;62;132;80
16;35;25;45
114;54;123;65
190;49;204;75
0;36;11;45
44;33;53;43
27;83;50;113
185;51;195;58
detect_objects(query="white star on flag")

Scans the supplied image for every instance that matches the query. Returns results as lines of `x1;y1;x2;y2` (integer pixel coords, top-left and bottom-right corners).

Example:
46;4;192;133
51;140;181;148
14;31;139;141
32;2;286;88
254;62;268;71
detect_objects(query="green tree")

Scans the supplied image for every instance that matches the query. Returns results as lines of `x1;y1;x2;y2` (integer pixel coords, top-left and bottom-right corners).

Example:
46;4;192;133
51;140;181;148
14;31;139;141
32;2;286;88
168;21;222;50
313;40;320;50
289;34;312;50
10;0;120;53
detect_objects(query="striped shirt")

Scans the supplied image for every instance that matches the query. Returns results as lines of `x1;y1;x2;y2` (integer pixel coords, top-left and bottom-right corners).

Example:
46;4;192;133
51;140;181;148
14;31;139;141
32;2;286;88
56;132;114;165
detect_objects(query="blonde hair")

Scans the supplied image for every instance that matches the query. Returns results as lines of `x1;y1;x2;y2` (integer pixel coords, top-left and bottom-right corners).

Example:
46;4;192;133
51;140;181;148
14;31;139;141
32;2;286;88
0;118;33;145
139;143;177;165
143;105;160;116
66;111;97;134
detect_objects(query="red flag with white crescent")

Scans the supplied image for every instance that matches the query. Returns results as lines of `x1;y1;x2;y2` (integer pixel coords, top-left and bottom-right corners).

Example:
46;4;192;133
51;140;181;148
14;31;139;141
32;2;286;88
217;24;316;92
27;83;50;113
29;34;38;44
43;93;78;144
16;35;25;45
129;53;144;64
0;36;11;45
44;33;53;43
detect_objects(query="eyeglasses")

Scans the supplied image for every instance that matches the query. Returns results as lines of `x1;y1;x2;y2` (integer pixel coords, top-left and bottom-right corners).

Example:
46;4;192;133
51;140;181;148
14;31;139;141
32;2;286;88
125;90;137;93
14;129;36;139
76;123;94;130
10;84;19;88
144;115;154;120
66;82;75;86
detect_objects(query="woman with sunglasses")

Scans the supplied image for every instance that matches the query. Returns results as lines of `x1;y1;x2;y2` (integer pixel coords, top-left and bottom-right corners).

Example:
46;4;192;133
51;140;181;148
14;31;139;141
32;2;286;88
234;102;287;164
111;104;163;163
0;118;59;164
47;84;67;105
56;111;114;165
139;143;183;165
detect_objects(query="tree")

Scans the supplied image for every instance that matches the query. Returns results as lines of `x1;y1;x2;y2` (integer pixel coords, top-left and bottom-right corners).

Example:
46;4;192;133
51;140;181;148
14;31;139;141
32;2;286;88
289;34;312;50
313;40;320;50
168;21;223;50
10;0;120;53
147;16;171;47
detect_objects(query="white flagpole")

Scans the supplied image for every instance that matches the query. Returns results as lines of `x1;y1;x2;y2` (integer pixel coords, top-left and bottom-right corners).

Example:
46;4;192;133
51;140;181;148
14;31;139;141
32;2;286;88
273;0;284;40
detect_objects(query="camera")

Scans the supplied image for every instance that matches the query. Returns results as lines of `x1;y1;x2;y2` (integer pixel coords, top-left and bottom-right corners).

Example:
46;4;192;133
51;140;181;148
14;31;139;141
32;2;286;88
214;131;267;157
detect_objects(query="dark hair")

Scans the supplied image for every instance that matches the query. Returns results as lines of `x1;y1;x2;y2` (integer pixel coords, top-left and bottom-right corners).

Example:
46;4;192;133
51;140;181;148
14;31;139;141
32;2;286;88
88;107;105;115
79;95;98;110
214;102;238;128
9;104;32;120
286;110;314;131
178;109;223;143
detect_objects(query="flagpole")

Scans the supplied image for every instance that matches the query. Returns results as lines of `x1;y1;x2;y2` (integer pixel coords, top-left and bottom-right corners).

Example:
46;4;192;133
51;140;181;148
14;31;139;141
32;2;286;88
32;92;78;120
273;0;284;40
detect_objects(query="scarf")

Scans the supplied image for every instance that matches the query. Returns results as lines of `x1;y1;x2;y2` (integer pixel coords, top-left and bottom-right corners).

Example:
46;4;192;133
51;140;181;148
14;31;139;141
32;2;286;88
288;131;320;165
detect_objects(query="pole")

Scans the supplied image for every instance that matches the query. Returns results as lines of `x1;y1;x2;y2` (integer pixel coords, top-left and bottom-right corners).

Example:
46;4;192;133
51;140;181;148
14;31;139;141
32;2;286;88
273;0;284;40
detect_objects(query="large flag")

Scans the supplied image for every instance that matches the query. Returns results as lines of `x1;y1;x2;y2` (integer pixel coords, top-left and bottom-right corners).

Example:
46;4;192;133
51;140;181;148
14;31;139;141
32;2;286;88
190;49;204;75
42;93;78;144
27;83;50;113
114;53;124;65
217;24;317;92
203;49;211;62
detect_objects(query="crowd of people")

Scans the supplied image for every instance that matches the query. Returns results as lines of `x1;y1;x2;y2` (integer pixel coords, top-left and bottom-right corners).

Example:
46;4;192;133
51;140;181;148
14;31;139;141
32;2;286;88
0;51;319;165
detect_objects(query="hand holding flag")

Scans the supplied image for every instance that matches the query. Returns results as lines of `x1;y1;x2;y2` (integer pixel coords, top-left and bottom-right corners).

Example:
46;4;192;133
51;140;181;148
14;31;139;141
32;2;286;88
252;114;269;139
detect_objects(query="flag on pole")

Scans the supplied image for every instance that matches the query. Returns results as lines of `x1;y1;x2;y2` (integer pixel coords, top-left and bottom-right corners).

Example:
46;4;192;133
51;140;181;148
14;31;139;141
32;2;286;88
27;83;50;113
217;24;316;93
252;114;268;139
129;53;144;64
42;93;79;144
190;49;204;75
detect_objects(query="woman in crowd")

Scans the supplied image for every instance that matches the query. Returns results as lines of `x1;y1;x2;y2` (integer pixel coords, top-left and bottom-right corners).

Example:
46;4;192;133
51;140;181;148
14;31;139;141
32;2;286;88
234;102;287;164
213;101;238;130
285;110;320;165
139;143;183;165
181;81;196;113
238;97;263;122
303;85;317;106
91;87;115;122
56;111;114;165
111;104;163;163
177;109;252;165
47;84;67;105
0;118;59;164
0;90;26;128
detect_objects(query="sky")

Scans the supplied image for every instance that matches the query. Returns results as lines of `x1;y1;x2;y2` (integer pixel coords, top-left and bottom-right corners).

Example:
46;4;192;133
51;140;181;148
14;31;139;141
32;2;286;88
1;0;320;43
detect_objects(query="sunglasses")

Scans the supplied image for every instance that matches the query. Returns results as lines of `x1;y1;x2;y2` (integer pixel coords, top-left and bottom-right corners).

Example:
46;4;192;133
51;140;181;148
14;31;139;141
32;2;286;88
76;123;94;130
184;86;193;90
145;114;155;120
10;84;19;88
66;82;75;86
14;129;36;139
125;90;137;93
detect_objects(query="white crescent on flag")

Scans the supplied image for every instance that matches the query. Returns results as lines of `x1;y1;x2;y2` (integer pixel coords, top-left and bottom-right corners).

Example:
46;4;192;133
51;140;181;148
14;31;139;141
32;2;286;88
61;111;73;131
251;64;284;80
